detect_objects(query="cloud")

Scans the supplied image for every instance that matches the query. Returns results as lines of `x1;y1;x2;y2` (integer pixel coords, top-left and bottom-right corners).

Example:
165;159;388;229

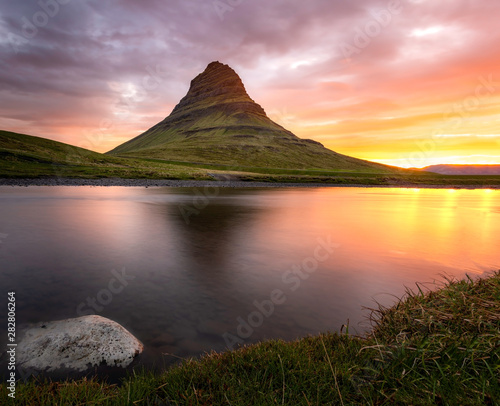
0;0;498;164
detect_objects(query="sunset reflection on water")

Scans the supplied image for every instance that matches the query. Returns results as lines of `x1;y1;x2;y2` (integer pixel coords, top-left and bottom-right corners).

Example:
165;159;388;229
0;186;498;378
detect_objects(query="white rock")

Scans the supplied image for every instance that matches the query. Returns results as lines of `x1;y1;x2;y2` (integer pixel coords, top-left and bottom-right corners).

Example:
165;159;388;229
17;315;143;372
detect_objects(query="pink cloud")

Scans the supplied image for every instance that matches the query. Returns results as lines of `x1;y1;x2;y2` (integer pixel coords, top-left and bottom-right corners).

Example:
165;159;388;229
0;0;498;164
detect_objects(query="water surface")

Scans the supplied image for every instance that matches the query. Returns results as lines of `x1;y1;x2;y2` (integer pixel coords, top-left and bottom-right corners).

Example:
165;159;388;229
0;186;498;378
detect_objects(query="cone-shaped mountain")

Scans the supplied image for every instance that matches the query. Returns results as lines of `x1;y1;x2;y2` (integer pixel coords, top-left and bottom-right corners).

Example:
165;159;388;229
109;62;392;172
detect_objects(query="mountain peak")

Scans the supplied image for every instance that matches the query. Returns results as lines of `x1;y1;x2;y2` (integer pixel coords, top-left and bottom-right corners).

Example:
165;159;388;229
170;61;262;117
205;60;230;70
202;61;240;80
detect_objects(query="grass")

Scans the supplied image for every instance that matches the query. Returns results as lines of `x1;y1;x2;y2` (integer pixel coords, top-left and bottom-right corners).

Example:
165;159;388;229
115;156;397;176
0;130;212;180
1;271;498;405
234;172;500;187
1;129;500;187
109;131;395;173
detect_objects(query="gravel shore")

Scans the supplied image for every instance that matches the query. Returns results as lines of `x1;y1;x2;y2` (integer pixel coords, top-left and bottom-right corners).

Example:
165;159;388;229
0;177;498;189
0;178;332;188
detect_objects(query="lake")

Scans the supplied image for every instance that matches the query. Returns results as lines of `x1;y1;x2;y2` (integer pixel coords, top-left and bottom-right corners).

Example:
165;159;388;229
0;186;498;379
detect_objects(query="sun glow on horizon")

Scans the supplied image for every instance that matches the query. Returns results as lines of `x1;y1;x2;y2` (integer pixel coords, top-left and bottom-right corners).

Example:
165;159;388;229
1;0;500;168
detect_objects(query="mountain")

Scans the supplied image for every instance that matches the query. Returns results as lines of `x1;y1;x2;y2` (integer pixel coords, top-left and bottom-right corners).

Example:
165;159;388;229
422;165;500;175
109;62;395;173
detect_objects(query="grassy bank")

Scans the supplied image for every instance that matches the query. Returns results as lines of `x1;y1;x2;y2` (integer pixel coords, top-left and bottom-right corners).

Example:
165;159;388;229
112;156;500;187
1;272;498;405
4;130;500;187
0;130;212;180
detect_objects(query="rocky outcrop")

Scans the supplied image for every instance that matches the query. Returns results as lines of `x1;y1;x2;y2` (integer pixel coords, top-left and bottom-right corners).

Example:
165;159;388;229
17;315;143;372
170;61;267;117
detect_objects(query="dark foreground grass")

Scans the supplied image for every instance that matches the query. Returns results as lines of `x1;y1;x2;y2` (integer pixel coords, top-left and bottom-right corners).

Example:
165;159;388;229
1;272;499;405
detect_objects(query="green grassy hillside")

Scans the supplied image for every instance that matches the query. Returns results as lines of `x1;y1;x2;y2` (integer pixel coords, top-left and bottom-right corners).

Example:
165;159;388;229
1;129;499;187
0;130;210;180
111;129;399;172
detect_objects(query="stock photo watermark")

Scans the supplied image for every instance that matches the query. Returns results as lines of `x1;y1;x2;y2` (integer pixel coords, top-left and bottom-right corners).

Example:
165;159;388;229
268;108;296;128
177;131;270;224
76;267;134;316
4;289;40;383
178;185;224;224
77;64;168;152
340;0;403;61
7;0;73;54
6;292;16;398
223;236;340;350
54;63;168;178
13;265;134;384
213;0;245;21
405;74;500;167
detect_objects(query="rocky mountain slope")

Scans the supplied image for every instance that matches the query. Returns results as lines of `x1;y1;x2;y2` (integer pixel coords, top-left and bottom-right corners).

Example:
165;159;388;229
109;62;396;172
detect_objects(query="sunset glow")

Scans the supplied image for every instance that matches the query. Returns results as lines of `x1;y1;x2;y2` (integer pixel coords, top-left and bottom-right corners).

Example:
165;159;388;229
1;0;499;167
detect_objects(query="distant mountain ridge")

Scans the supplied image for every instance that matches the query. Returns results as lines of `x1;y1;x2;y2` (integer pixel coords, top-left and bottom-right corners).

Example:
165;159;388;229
109;61;395;172
422;165;500;175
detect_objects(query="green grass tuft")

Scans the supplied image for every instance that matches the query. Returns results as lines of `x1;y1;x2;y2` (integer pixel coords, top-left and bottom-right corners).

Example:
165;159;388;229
2;272;498;405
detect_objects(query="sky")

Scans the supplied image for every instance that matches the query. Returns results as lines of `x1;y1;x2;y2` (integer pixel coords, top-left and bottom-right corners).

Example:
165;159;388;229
1;0;499;168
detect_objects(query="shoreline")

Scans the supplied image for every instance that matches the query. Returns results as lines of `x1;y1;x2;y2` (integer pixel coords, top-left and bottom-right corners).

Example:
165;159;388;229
0;177;499;189
2;271;498;404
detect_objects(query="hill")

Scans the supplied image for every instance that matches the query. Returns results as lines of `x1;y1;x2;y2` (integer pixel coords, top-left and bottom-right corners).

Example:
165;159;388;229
1;130;499;187
0;130;209;179
423;164;500;175
108;62;396;173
